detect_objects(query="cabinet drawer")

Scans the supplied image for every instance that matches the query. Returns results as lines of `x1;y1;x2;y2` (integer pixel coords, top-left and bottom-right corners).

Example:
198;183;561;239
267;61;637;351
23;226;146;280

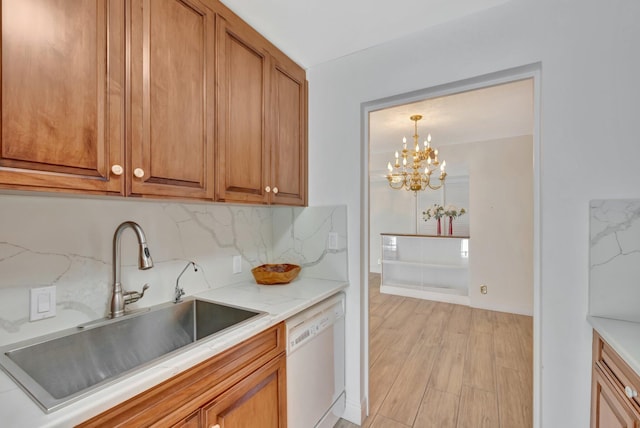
594;331;640;413
592;365;640;428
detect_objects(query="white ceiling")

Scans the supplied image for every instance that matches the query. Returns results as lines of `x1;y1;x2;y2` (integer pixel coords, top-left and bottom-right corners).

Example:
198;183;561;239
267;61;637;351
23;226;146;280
219;0;511;68
370;79;534;155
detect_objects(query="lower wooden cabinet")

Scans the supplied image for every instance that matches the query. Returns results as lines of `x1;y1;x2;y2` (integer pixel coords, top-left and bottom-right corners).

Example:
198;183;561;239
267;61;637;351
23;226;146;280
593;366;639;428
78;323;286;428
592;331;640;428
202;356;286;428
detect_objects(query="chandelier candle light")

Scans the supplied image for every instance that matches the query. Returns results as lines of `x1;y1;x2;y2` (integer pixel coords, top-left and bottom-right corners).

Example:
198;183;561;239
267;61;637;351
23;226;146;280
386;115;446;193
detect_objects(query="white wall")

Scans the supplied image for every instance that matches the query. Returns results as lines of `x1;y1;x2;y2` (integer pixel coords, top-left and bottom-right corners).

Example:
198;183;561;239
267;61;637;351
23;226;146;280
466;136;533;315
307;0;640;425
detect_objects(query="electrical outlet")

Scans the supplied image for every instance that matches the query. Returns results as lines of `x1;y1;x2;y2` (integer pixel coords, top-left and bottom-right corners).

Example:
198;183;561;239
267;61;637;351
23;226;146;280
233;255;242;274
480;284;488;295
328;232;339;250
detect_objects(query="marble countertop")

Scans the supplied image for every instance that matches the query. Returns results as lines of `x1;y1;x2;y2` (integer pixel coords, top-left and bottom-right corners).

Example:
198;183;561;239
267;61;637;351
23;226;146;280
0;277;348;428
588;315;640;376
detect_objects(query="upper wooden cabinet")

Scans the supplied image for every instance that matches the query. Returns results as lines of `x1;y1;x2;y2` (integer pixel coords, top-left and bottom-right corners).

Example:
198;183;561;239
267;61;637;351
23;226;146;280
215;15;270;205
269;56;308;206
0;0;306;205
128;0;215;199
215;14;307;206
0;0;125;194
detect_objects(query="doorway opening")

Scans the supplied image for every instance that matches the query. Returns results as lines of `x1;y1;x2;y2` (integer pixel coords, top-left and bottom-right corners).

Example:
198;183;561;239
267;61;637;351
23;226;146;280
360;64;541;427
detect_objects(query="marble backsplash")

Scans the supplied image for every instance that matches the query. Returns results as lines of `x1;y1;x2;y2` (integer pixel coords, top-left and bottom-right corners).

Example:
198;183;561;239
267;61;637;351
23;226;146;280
0;193;347;346
590;199;640;322
272;206;348;281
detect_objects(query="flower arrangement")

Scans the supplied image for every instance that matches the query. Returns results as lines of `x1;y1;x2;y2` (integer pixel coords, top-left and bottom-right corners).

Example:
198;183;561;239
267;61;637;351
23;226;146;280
444;205;466;219
422;204;445;221
423;204;466;235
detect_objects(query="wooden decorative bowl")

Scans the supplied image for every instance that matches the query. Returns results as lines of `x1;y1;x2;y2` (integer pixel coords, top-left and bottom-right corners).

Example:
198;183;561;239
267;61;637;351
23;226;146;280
251;263;301;285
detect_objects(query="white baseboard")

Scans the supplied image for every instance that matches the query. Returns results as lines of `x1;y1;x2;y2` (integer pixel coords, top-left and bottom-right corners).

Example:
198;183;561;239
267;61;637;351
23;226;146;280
317;392;346;428
341;396;366;425
381;284;470;306
470;301;533;316
380;284;532;316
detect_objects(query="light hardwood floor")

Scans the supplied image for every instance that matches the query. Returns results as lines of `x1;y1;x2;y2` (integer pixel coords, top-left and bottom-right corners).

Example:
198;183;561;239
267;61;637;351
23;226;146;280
335;273;532;428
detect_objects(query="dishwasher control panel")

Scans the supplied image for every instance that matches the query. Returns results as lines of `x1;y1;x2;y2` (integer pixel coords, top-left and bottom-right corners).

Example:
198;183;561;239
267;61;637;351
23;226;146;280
287;295;345;354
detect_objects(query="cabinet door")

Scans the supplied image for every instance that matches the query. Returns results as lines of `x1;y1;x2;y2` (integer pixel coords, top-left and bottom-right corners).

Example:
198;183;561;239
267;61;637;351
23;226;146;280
129;0;215;199
592;367;640;428
215;15;270;204
269;58;307;206
202;356;286;428
0;0;125;194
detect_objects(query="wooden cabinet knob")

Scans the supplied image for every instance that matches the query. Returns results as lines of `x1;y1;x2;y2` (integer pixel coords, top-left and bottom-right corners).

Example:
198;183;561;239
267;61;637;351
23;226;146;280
133;168;145;178
111;165;123;176
211;425;220;428
273;187;279;194
265;186;271;193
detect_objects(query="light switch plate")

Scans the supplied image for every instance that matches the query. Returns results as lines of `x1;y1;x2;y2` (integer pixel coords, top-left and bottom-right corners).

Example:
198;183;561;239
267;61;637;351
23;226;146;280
30;286;56;321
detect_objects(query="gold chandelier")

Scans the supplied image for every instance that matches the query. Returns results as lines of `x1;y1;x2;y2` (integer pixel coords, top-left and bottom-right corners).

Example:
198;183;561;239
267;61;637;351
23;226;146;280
386;114;447;193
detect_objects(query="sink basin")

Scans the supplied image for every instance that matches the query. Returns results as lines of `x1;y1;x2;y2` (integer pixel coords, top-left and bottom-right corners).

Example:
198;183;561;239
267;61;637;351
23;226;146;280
0;298;265;413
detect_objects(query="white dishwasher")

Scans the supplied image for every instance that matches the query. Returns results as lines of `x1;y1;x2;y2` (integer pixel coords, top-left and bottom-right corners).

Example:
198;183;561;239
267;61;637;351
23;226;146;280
286;292;346;428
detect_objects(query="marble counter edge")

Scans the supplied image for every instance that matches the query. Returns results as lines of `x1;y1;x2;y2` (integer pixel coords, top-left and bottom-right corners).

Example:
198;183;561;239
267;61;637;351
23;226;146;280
0;277;349;428
588;315;640;376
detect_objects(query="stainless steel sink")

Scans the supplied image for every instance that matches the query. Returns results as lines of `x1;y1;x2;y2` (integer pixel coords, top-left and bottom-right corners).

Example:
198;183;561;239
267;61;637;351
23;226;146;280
0;298;265;413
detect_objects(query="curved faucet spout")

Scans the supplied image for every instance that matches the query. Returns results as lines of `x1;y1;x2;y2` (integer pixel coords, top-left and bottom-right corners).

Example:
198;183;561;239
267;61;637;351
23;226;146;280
111;221;154;318
174;261;197;303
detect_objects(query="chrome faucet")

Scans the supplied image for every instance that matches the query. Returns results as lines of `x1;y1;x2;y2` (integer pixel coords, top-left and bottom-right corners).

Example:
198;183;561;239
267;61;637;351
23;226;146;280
110;221;153;318
174;261;197;303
